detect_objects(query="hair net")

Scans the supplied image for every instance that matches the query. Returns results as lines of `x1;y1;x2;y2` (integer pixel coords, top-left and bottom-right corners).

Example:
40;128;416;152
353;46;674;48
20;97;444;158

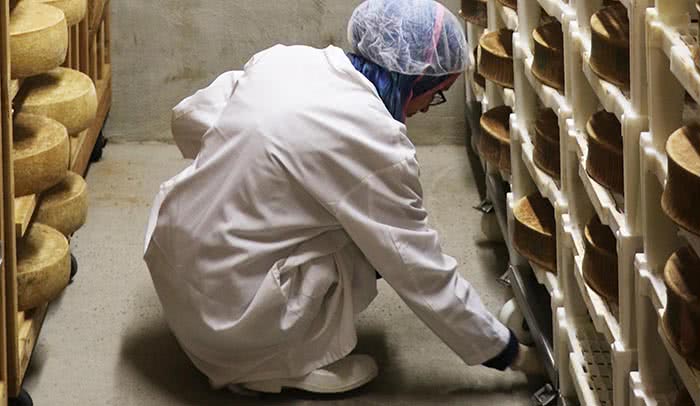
348;0;469;77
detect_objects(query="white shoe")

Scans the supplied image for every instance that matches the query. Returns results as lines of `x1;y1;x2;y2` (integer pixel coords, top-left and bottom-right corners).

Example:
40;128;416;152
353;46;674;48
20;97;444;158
242;354;378;394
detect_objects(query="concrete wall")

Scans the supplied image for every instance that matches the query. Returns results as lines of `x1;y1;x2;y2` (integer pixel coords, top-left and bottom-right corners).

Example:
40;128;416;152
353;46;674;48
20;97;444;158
107;0;467;145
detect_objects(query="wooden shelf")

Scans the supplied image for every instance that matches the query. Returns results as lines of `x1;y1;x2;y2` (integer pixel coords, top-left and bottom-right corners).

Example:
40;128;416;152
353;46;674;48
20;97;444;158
15;306;47;387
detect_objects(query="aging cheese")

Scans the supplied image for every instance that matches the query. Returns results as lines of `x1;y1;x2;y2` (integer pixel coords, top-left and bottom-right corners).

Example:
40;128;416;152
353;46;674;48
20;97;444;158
17;223;71;311
35;172;88;236
9;2;68;79
20;68;97;136
13;113;69;197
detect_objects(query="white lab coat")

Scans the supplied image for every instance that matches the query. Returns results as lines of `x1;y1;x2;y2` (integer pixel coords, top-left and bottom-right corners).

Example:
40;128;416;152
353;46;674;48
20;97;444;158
144;45;510;387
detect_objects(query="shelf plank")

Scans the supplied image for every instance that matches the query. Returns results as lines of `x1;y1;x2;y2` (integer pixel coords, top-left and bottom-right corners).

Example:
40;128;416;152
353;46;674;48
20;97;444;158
17;305;48;385
13;195;36;238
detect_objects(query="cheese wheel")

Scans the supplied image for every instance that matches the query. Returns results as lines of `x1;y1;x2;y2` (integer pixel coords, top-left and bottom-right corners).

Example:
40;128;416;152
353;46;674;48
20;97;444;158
17;223;70;311
479;105;512;173
19;68;97;136
583;216;618;303
532;21;565;91
460;0;487;27
662;125;700;235
478;29;514;89
35;172;88;236
9;2;68;79
586;111;624;196
590;3;630;88
13;113;69;197
31;0;87;26
663;247;700;370
534;108;561;180
513;194;557;273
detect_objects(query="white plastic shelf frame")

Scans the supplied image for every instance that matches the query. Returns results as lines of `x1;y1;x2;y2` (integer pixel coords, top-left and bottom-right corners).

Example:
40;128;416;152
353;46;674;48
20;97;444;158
489;0;518;31
559;211;638;406
556;308;615;406
629;372;675;406
536;0;573;24
637;2;700;402
636;254;700;405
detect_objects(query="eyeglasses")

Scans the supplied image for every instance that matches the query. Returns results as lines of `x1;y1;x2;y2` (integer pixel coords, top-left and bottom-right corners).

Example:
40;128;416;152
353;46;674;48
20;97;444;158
429;90;447;107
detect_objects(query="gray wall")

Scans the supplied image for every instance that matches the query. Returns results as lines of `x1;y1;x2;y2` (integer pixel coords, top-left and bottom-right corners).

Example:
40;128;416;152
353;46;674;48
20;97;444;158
107;0;466;145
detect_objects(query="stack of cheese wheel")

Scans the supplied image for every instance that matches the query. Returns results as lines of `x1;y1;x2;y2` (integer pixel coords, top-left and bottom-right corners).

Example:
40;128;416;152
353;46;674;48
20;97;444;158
35;171;88;237
590;3;630;88
19;67;98;137
513;193;557;273
583;216;618;303
17;223;71;311
662;125;700;235
478;29;515;89
532;21;565;91
9;1;68;79
460;0;487;28
586;111;624;197
30;0;88;27
479;105;512;173
662;247;700;369
534;108;561;180
496;0;516;11
13;113;69;197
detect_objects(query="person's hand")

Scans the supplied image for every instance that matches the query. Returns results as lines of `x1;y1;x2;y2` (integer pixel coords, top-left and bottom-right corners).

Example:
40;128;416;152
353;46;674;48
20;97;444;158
510;344;546;376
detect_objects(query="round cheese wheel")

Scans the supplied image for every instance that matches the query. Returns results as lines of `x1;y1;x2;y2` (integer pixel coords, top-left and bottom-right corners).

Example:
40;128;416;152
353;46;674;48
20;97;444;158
663;247;700;369
35;172;87;236
583;216;618;303
534;108;561;180
479;105;512;173
17;223;70;311
9;2;68;79
19;68;97;136
590;3;630;88
532;21;565;91
662;125;700;235
513;193;557;273
31;0;87;26
460;0;487;27
586;111;624;196
478;29;514;89
13;113;69;197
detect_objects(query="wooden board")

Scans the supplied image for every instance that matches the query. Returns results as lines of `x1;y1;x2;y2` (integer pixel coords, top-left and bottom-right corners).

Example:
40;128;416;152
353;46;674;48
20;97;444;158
16;306;47;384
2;0;18;400
13;195;35;238
71;63;110;176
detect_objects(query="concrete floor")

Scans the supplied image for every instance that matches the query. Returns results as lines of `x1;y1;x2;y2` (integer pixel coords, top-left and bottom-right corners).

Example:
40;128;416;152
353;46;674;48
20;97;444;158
23;143;534;405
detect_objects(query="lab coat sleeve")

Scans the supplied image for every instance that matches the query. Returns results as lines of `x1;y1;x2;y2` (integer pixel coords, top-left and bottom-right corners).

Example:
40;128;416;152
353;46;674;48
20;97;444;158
171;71;243;159
334;157;512;366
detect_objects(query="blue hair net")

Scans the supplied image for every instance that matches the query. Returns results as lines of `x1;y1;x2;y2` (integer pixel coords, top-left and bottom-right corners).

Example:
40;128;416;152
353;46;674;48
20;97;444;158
348;0;469;76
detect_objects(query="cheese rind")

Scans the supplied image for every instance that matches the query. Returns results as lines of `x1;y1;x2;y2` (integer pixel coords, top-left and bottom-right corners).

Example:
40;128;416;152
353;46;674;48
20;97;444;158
479;105;512;173
13;113;69;197
17;223;70;311
534;108;561;180
478;29;514;89
20;68;98;136
583;216;618;303
513;193;557;273
35;172;88;236
662;125;700;234
31;0;87;26
9;2;68;79
663;247;700;369
590;3;630;88
586;111;624;196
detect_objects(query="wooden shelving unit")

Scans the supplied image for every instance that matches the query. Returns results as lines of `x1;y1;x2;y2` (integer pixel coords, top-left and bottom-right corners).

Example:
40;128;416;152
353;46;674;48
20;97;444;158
1;0;111;402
